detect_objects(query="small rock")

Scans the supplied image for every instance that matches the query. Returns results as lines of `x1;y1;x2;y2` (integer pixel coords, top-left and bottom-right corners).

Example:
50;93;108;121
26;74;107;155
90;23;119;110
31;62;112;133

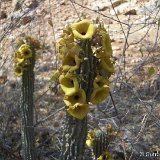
112;0;127;8
110;1;137;15
21;16;33;25
0;11;7;19
60;0;66;5
124;9;137;15
88;1;110;11
0;75;7;85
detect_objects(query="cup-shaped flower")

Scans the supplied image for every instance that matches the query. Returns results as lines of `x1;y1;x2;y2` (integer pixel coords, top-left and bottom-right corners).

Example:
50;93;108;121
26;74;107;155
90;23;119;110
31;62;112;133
15;51;25;65
16;57;25;65
51;67;63;82
62;25;74;42
58;38;74;49
15;50;22;58
61;33;74;43
90;85;110;104
59;74;79;95
86;130;96;147
67;103;89;119
101;31;112;58
14;65;23;77
18;44;32;59
93;75;109;88
62;53;81;72
64;88;86;107
100;57;115;75
58;41;81;60
71;19;96;40
59;45;70;58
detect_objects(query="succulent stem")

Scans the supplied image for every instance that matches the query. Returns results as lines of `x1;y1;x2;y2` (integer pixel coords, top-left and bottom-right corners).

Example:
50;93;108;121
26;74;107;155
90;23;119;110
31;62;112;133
20;45;36;160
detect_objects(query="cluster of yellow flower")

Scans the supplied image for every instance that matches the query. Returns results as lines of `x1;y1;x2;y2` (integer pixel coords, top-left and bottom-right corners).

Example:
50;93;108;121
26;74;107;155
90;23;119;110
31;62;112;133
14;44;32;77
52;19;115;120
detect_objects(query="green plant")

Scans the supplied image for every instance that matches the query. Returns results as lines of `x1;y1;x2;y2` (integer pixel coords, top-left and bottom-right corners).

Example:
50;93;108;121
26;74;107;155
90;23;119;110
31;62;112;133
52;19;115;160
14;36;39;160
86;124;117;160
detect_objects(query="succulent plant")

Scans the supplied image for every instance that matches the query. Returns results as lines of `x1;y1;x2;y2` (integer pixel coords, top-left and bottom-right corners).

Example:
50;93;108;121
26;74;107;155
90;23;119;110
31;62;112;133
14;36;40;160
51;19;115;160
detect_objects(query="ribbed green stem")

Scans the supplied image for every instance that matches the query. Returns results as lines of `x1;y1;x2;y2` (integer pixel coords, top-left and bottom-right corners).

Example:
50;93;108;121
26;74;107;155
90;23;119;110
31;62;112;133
93;131;109;159
61;40;96;160
21;48;36;160
61;113;87;160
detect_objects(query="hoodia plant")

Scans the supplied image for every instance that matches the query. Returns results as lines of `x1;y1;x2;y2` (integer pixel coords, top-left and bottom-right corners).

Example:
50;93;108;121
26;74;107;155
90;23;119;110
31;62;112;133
51;19;115;160
14;36;40;160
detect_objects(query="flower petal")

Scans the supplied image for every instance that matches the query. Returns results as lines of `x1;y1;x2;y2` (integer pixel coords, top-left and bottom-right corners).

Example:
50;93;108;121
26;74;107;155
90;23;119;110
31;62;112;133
18;44;32;59
62;53;81;72
64;88;86;106
93;75;109;88
71;19;96;40
90;86;110;104
100;57;115;75
59;74;79;95
67;103;89;119
14;65;23;77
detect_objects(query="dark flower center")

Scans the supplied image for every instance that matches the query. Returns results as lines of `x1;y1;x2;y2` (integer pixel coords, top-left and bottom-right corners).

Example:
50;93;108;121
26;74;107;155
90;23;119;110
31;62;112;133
71;80;74;85
97;81;103;87
24;51;29;55
17;68;22;73
74;95;79;100
81;32;86;35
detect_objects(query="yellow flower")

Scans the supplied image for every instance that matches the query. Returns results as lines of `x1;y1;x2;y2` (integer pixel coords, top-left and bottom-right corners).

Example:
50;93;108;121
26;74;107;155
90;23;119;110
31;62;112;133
18;44;32;59
100;58;115;75
61;33;74;43
71;19;96;40
94;33;112;59
101;31;112;58
58;38;66;46
51;67;63;82
58;42;81;60
59;74;79;95
97;151;112;160
67;103;89;119
15;51;22;58
70;43;82;54
62;25;74;42
15;51;25;65
93;75;109;88
62;53;81;72
16;57;25;65
64;88;86;106
86;130;96;147
90;86;110;104
59;45;70;56
14;65;23;77
106;123;113;134
58;38;73;48
90;75;110;104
